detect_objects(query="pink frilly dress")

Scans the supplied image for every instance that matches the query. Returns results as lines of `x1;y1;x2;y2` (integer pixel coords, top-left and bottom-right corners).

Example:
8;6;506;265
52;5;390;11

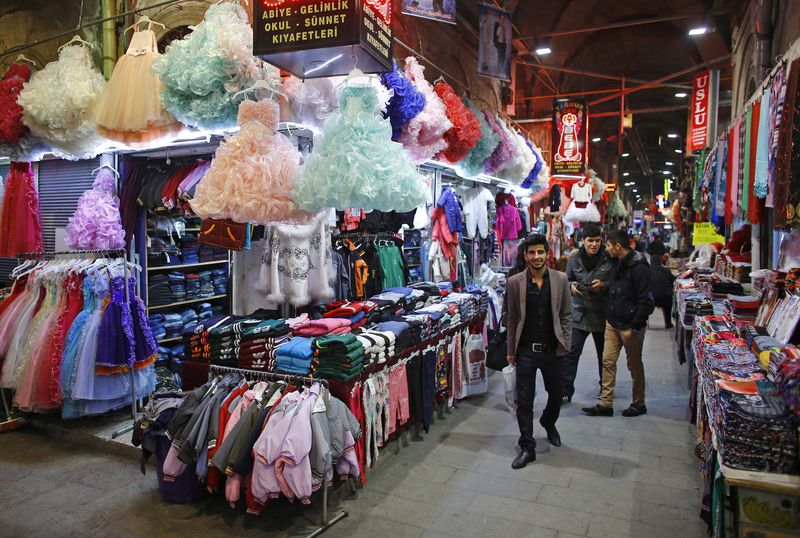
65;168;126;250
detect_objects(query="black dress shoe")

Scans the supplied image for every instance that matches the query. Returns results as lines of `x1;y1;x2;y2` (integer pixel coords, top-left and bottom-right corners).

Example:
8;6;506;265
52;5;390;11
581;404;614;417
621;404;647;417
511;449;536;469
540;423;561;447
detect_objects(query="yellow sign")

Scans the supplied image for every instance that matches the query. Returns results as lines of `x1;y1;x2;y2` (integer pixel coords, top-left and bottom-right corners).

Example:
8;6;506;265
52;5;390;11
693;222;725;245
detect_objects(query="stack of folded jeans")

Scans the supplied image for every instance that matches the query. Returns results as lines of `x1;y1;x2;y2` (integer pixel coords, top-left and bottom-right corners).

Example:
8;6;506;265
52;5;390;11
198;245;216;263
198;270;215;298
162;313;184;339
197;302;213;321
310;334;365;382
148;274;173;306
149;314;167;340
212;268;228;295
184;273;200;298
148;237;181;267
178;308;198;327
181;234;200;264
167;272;186;302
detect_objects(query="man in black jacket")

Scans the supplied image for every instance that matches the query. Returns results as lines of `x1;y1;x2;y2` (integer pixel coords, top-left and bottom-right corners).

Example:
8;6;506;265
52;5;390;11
582;230;654;418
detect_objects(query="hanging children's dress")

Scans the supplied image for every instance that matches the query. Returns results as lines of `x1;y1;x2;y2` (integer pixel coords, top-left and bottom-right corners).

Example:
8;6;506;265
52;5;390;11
93;22;180;145
433;80;481;164
564;179;600;222
65;167;126;249
18;44;107;160
398;57;452;164
293;83;429;213
0;162;42;257
190;99;310;224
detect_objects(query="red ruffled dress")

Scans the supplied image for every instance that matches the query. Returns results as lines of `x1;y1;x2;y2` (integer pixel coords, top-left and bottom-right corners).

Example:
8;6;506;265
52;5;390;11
0;162;43;257
0;63;31;144
433;81;482;164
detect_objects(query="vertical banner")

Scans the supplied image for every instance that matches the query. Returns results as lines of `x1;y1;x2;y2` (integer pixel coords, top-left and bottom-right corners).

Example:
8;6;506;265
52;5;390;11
551;99;588;177
689;69;719;151
401;0;456;24
477;3;511;81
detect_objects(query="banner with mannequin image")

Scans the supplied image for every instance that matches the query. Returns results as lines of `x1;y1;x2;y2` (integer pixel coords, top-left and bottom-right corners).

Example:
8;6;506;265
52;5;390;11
477;3;511;80
401;0;456;24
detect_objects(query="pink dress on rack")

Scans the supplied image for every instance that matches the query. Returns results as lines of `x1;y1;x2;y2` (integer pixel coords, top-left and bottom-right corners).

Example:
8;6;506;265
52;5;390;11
0;162;42;257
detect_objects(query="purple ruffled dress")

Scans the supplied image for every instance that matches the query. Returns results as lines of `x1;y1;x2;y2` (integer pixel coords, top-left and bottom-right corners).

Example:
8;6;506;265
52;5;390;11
65;168;126;250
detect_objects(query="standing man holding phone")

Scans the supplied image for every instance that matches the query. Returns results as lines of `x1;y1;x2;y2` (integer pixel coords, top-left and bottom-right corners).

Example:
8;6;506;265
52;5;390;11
505;235;572;469
561;225;612;403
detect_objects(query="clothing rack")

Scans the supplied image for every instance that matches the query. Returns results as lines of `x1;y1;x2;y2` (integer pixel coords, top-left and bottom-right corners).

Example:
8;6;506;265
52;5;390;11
13;249;142;437
207;364;345;538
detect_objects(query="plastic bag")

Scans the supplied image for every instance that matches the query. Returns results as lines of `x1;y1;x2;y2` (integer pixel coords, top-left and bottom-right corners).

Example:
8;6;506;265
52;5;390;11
502;364;517;414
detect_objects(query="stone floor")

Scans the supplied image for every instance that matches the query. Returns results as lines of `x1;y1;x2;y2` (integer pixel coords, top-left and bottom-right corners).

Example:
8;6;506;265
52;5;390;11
0;314;706;538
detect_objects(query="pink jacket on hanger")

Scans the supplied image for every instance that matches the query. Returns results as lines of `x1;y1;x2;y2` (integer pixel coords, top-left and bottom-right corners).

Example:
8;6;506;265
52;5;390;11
495;202;522;241
431;205;459;277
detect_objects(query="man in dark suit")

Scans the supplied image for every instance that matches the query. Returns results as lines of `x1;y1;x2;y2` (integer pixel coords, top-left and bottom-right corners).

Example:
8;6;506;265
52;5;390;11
506;234;572;469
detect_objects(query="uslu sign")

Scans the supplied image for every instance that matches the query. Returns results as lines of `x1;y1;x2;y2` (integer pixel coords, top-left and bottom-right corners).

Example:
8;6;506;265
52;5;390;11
552;99;588;177
689;69;719;152
254;0;393;79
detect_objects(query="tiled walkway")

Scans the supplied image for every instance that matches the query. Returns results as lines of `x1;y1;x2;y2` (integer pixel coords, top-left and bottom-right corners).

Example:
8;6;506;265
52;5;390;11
0;316;705;537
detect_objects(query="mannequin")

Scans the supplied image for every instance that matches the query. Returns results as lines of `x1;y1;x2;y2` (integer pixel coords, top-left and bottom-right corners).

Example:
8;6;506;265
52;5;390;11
565;177;600;222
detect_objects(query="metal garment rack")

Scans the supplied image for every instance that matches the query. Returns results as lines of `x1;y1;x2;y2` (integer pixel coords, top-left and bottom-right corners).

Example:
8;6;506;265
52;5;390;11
207;364;347;538
14;249;141;438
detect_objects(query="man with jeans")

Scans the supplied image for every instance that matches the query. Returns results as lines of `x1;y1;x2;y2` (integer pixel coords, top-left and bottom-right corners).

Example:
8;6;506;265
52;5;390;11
562;225;612;403
506;235;572;469
582;229;654;418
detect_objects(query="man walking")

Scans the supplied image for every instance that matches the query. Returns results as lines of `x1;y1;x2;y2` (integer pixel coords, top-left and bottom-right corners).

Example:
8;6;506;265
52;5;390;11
506;235;571;469
562;225;612;403
582;230;654;418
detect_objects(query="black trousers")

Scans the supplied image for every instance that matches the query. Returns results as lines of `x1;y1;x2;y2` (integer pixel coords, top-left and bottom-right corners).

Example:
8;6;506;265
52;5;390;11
655;297;673;328
516;351;562;450
561;328;605;397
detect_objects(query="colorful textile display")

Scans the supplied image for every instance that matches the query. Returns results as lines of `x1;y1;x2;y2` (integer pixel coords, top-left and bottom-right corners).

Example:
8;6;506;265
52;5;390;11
191;99;309;224
457;99;500;178
498;131;536;184
433;80;481;163
17;45;107;160
93;22;180;145
0;162;42;257
153;3;279;131
293;84;429;213
65;167;126;250
482;112;516;176
379;62;426;141
398;57;452;163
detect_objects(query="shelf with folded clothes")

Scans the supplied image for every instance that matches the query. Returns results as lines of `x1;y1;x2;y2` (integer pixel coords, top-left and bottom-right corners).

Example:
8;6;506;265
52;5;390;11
147;294;228;311
147;260;230;271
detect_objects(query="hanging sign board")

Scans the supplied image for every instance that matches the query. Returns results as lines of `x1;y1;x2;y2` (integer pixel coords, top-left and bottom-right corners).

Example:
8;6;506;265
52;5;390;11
606;183;617;192
551;99;588;178
401;0;456;24
477;3;512;81
689;70;719;152
254;0;393;79
693;222;725;245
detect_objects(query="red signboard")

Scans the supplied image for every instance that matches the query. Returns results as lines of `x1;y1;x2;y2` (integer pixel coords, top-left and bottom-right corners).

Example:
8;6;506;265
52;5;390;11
551;99;588;177
690;70;710;151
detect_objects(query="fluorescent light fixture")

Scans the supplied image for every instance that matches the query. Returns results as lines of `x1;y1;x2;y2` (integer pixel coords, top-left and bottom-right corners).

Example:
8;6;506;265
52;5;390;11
535;47;552;56
592;137;601;142
632;189;638;192
675;148;683;153
665;161;674;165
622;172;629;177
667;133;679;139
675;92;687;98
689;26;708;36
621;152;630;157
303;54;344;76
662;170;671;175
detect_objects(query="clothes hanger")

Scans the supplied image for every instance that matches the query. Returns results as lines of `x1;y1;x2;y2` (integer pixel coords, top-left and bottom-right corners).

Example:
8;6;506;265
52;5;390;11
59;35;93;52
15;53;38;67
232;79;287;101
124;15;166;34
91;164;120;178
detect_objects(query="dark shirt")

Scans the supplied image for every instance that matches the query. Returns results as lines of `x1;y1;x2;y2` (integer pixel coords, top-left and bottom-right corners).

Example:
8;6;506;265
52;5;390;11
519;270;556;349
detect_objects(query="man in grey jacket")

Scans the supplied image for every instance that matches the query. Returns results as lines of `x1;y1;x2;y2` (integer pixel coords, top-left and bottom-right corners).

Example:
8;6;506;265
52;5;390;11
561;225;613;403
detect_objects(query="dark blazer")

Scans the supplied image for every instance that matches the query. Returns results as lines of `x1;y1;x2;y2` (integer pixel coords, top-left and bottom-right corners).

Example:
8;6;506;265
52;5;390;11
506;268;572;358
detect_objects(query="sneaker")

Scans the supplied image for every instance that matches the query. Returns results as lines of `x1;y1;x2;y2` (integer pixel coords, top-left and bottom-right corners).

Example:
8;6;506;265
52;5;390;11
621;404;647;417
581;404;613;417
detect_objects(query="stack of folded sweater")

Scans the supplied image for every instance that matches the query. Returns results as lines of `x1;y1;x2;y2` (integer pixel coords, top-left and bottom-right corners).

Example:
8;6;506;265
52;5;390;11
294;317;352;336
275;337;314;374
183;315;232;361
724;294;760;325
212;268;228;295
311;334;365;381
354;330;395;365
375;320;412;353
168;271;186;302
148;274;173;306
208;318;289;365
197;302;213;322
199;270;215;298
322;301;378;328
181;234;200;264
148;236;181;267
184;273;200;297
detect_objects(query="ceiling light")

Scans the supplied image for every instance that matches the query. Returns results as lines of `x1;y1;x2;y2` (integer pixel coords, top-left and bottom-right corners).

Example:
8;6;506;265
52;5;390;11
667;133;679;139
592;137;601;142
621;152;629;157
675;92;687;98
535;47;552;56
665;161;674;165
662;170;671;175
689;26;708;36
623;172;629;177
675;148;683;153
632;189;638;193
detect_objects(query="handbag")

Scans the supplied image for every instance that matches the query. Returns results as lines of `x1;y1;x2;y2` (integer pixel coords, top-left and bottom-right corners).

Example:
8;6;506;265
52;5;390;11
199;218;250;251
486;329;509;371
